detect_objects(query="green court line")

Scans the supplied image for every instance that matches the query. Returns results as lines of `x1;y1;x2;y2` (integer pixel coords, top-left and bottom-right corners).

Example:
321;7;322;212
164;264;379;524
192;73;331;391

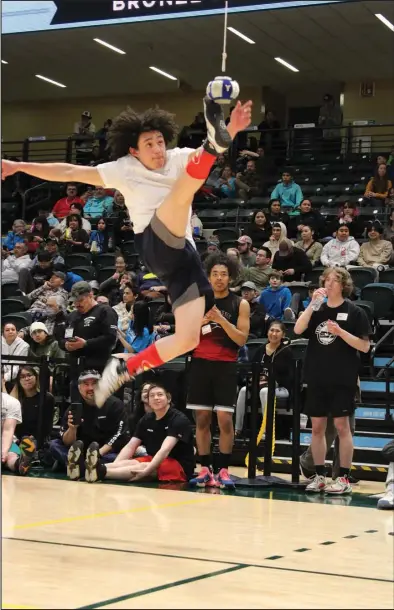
343;535;358;539
365;529;379;533
77;565;248;609
265;555;283;560
320;541;336;545
294;548;310;552
5;536;392;585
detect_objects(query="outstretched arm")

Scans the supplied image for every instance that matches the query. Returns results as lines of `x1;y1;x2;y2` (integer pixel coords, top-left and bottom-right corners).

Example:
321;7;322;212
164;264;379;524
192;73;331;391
2;159;104;186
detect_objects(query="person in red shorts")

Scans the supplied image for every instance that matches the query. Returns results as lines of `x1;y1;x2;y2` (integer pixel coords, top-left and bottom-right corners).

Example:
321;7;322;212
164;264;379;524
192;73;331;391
84;384;195;483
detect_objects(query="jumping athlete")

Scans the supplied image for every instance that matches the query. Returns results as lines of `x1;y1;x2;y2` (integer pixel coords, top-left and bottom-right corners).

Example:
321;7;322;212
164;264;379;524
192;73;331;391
2;95;252;405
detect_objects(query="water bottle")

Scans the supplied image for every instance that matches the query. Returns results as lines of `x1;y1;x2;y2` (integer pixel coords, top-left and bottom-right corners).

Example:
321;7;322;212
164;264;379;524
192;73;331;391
311;295;326;312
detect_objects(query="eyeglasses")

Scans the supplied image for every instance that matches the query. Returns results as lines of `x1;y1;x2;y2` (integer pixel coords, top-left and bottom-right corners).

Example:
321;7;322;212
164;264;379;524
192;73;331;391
20;374;34;380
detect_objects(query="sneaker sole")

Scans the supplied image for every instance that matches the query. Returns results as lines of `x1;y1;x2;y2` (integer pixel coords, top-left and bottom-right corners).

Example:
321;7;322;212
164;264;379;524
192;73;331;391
325;488;352;495
85;445;100;483
67;444;83;481
305;487;326;493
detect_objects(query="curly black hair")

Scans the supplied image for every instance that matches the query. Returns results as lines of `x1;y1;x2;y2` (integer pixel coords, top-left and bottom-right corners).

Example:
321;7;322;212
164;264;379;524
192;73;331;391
204;252;238;281
107;106;179;160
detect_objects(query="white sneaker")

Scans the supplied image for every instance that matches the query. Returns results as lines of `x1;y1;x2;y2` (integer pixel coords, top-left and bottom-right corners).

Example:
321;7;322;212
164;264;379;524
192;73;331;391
94;358;130;408
283;307;295;321
377;483;394;510
305;474;327;493
325;477;352;495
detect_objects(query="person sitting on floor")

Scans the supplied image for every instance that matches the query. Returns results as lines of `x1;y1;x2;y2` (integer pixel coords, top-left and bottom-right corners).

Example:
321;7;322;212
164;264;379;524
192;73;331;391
1;375;36;476
83;384;195;484
49;370;129;479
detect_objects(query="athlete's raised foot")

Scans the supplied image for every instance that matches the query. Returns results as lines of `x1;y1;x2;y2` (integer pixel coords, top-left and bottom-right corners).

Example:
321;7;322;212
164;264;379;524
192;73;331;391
94;357;131;407
203;96;232;155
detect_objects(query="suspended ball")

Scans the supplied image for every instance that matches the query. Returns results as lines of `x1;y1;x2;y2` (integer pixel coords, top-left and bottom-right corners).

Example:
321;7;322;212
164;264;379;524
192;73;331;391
206;76;240;105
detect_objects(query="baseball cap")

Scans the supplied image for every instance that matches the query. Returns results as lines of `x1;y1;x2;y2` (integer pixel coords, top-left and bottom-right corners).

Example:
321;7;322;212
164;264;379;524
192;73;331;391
237;235;252;245
241;281;257;291
81;110;92;118
78;370;101;383
30;322;49;336
71;281;92;300
51;270;65;281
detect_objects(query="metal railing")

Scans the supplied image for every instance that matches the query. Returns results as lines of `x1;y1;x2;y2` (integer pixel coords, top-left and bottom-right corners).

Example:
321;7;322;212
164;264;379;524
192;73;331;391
3;123;394;165
369;325;394;422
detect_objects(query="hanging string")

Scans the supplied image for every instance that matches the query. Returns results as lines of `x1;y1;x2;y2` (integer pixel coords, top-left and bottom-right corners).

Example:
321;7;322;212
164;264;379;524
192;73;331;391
221;1;229;73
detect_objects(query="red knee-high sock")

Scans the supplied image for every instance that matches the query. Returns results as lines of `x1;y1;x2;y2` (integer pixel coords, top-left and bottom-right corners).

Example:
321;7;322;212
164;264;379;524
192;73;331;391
186;149;216;180
126;343;165;376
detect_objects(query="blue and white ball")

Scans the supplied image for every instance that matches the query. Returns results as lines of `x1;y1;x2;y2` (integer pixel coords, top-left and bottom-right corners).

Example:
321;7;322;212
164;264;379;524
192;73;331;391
206;76;240;104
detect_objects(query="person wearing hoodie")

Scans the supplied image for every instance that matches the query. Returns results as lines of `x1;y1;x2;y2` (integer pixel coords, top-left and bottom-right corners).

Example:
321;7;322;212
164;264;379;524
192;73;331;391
270;171;303;212
235;320;293;435
259;270;295;321
263;222;287;257
2;323;29;388
321;225;360;268
357;222;393;269
25;322;65;363
272;238;312;281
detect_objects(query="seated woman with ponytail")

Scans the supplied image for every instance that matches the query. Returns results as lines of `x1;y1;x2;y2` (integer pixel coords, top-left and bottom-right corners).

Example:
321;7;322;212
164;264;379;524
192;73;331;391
235;320;293;436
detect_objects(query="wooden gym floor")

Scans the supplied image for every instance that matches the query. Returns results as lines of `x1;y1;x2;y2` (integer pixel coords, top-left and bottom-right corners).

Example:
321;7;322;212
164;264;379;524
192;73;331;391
2;470;393;609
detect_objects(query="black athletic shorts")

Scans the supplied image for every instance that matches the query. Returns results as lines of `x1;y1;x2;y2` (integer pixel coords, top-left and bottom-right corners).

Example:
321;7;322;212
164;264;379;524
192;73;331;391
305;384;356;418
135;214;214;312
187;358;238;413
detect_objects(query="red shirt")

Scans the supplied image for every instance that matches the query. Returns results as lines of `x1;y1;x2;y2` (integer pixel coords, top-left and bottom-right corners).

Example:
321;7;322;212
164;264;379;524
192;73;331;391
52;196;84;219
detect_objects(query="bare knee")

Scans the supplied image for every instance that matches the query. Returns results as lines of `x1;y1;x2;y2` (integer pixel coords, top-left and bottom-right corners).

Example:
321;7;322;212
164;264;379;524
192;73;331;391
217;412;234;435
334;417;351;437
311;417;326;437
196;411;212;432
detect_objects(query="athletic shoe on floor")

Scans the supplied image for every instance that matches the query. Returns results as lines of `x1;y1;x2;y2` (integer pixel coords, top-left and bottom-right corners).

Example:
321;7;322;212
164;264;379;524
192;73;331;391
203;97;232;155
325;477;352;495
67;440;85;481
189;466;217;488
305;474;327;493
94;358;131;408
377;484;394;510
348;475;360;485
216;468;236;490
85;442;106;483
18;436;37;476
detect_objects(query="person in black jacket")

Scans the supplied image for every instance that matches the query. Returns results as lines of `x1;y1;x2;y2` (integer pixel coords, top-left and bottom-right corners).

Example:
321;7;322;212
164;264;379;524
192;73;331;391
11;365;54;444
268;199;289;227
62;282;118;389
49;369;129;479
98;256;132;306
235;320;293;434
272;239;312;281
287;199;324;239
245;210;271;250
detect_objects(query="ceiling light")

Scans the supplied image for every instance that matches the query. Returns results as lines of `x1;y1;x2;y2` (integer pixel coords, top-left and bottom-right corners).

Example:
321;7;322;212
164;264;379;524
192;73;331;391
275;57;299;72
94;38;126;55
227;27;255;44
375;13;394;32
149;66;177;81
2;59;8;64
35;74;66;88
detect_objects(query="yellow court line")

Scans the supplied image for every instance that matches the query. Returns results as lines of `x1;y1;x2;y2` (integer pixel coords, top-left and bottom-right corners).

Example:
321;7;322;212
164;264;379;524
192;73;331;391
3;604;40;609
13;496;215;531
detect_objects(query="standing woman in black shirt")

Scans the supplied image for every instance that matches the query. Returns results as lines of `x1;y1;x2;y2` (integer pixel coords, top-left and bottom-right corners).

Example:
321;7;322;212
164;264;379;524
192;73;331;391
11;366;54;444
295;267;371;496
84;384;195;484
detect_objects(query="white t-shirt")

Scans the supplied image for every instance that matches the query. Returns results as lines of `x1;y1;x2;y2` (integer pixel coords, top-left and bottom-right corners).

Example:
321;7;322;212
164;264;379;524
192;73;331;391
97;147;195;240
1;393;22;423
